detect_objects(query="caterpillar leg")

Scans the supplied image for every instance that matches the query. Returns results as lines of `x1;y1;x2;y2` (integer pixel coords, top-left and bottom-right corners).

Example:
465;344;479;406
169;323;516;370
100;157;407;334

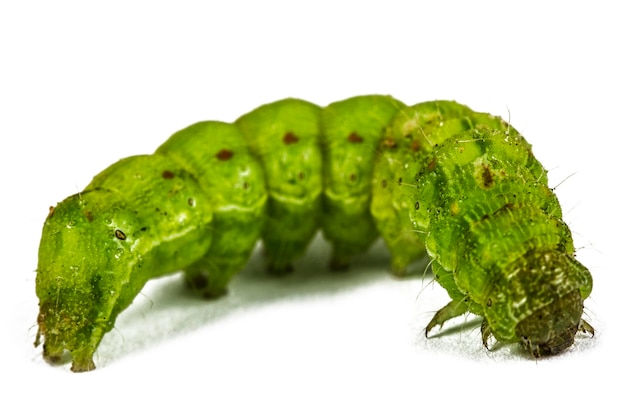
425;299;470;337
184;260;237;299
578;319;595;337
480;320;495;350
328;250;351;271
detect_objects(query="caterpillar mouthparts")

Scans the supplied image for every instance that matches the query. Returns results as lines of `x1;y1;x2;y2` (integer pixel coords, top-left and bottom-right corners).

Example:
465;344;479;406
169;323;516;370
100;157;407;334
34;95;593;371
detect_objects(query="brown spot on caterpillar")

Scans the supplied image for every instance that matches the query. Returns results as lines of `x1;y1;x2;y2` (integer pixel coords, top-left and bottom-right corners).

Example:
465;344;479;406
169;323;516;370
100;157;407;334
481;165;494;188
242;181;249;190
381;179;388;188
411;140;420;152
187;198;195;207
349;173;357;182
216;149;233;160
84;211;94;222
115;229;127;240
282;132;299;144
47;206;55;220
162;170;175;179
348;132;363;143
427;158;436;171
298;172;305;181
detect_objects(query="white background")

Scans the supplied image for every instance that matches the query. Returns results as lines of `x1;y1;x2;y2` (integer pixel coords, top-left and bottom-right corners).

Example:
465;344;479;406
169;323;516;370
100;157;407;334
1;1;623;415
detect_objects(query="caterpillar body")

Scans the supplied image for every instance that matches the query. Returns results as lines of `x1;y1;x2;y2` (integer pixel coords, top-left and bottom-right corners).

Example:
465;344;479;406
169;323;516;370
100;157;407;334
34;95;594;372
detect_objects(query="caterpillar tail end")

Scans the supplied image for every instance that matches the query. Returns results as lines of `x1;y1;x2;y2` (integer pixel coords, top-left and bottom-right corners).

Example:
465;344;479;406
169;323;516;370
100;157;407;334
34;308;98;372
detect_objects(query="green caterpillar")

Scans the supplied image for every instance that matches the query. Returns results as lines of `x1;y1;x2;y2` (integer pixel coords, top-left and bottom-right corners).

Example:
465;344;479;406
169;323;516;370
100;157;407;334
34;95;594;372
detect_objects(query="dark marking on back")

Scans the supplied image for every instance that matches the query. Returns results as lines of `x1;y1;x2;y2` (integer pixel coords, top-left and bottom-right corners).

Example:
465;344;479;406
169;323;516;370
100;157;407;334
216;149;234;161
283;132;299;144
348;132;363;143
481;165;494;188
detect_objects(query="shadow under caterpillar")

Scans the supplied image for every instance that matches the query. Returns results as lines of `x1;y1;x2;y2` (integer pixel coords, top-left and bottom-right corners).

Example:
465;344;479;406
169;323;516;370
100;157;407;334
34;95;594;372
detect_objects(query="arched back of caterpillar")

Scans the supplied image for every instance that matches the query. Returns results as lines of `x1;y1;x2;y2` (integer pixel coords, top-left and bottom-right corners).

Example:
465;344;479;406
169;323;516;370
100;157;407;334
34;95;594;372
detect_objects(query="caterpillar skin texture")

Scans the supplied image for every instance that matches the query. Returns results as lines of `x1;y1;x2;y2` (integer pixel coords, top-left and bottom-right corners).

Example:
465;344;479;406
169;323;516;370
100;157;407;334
35;96;594;372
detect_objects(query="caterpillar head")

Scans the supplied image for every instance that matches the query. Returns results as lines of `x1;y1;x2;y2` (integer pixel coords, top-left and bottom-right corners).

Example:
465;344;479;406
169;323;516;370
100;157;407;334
515;288;585;356
486;250;593;357
35;156;214;371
